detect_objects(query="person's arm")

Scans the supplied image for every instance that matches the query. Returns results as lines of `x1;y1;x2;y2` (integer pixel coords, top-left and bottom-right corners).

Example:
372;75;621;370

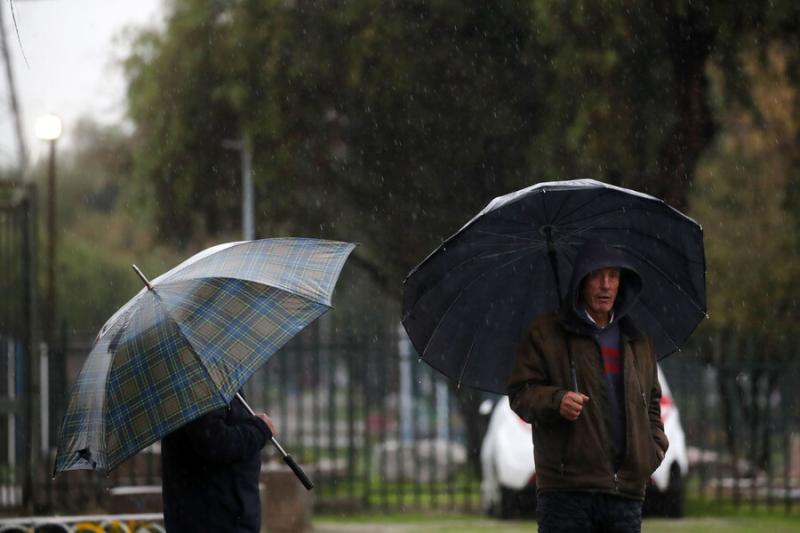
182;406;272;464
508;322;571;425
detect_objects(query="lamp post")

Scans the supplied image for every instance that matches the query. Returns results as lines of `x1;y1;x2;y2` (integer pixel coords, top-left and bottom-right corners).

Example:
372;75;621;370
35;114;62;343
222;130;255;241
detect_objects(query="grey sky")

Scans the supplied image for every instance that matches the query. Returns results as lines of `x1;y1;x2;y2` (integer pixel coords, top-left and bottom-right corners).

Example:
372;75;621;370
1;0;163;167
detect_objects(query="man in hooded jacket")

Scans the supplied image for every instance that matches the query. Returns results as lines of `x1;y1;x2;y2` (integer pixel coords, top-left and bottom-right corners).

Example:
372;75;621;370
161;393;275;532
508;241;668;533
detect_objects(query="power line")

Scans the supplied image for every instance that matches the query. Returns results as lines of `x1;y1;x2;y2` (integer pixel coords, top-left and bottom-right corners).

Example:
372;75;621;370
0;0;29;171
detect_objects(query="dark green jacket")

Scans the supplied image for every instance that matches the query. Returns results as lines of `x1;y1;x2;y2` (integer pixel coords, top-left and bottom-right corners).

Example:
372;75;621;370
508;311;668;500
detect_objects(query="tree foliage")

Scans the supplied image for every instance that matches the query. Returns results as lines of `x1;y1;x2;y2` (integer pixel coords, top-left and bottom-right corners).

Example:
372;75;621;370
30;118;184;337
691;43;800;342
687;43;800;472
122;0;800;297
119;0;800;474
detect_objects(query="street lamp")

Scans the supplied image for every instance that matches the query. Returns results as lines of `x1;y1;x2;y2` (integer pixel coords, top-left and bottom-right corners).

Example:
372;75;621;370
35;113;62;343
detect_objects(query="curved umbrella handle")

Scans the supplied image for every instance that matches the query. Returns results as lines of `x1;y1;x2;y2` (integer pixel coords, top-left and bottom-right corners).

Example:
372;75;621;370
236;393;314;490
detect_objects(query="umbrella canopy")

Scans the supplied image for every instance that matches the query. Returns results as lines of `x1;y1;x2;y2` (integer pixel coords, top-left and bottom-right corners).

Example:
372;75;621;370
55;237;355;473
402;179;706;394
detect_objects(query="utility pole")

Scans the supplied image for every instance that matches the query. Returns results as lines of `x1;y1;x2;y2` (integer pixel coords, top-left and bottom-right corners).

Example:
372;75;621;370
223;130;255;241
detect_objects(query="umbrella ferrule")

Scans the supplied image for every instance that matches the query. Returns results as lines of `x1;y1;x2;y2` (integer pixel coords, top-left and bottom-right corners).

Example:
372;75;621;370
132;264;153;290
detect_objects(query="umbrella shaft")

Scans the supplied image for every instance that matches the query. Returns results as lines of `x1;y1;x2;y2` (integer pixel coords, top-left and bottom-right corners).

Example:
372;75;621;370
235;392;256;416
235;393;288;457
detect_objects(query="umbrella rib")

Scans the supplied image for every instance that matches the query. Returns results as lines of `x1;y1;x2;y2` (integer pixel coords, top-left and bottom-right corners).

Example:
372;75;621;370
454;259;532;389
634;294;682;353
557;204;680;229
156;240;251;285
473;230;540;242
577;225;704;264
618;245;707;315
456;333;480;390
550;188;616;224
149;288;231;405
420;247;539;358
409;244;547;316
540;186;579;224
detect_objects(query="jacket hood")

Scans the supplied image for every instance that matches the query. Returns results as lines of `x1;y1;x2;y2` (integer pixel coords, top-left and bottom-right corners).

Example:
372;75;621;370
565;241;642;329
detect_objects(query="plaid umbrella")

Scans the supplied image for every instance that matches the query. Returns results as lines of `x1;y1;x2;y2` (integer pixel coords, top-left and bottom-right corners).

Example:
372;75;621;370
54;238;355;476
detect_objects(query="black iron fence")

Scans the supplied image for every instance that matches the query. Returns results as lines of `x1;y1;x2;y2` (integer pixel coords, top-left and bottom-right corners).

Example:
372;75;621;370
33;319;800;517
660;331;800;513
38;309;482;514
244;315;481;512
0;182;37;511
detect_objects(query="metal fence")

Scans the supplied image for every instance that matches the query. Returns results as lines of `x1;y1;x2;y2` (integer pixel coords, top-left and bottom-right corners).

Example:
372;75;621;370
660;332;800;513
0;182;38;512
38;307;482;514
244;314;481;512
3;239;797;516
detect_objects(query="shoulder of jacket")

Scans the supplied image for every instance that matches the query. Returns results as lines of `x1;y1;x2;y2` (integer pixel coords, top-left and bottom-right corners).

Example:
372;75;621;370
530;311;561;333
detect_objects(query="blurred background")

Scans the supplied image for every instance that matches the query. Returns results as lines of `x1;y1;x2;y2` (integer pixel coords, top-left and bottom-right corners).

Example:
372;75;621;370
0;0;798;529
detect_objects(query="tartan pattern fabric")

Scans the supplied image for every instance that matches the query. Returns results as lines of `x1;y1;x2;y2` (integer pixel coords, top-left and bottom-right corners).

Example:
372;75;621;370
156;238;353;306
54;238;354;473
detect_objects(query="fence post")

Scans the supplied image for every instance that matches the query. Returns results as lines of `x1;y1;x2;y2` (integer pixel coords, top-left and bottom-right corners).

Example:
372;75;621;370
19;187;41;512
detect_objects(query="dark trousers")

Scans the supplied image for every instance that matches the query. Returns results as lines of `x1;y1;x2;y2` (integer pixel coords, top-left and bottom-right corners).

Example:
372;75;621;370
537;492;643;533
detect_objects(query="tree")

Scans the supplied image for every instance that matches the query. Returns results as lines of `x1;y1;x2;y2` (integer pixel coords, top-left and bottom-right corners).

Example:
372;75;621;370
124;0;800;287
29;117;183;337
123;0;800;472
689;42;800;474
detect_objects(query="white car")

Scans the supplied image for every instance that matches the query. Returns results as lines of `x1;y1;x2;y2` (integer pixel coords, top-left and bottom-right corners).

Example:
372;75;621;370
480;365;688;518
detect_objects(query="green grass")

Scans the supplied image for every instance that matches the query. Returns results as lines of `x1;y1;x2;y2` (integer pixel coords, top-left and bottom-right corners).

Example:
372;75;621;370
312;481;800;531
314;513;800;533
685;497;800;518
314;497;800;533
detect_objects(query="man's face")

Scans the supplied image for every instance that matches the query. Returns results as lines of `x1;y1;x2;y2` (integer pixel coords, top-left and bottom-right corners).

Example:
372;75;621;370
581;268;621;319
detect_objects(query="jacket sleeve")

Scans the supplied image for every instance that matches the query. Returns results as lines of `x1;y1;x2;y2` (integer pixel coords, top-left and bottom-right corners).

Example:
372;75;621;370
648;347;669;461
507;322;567;426
181;406;272;464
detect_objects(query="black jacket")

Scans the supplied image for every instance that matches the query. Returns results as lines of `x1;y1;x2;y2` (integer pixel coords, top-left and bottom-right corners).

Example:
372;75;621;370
161;396;271;532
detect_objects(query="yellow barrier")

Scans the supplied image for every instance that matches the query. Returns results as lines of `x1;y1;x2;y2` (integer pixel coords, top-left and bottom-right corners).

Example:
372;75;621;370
0;516;164;533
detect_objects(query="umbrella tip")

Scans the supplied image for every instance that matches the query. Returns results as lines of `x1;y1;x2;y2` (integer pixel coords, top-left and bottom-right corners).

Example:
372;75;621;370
132;264;153;290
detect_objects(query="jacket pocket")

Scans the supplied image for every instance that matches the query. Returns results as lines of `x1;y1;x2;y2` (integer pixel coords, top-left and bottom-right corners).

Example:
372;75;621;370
532;421;571;477
559;413;606;477
622;389;659;481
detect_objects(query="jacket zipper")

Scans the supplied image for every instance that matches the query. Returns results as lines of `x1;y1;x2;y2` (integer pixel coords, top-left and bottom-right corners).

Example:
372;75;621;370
614;338;630;494
560;425;572;477
562;337;576;477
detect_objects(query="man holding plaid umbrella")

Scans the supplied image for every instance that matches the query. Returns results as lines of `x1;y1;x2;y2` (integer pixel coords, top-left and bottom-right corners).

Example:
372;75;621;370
161;394;276;532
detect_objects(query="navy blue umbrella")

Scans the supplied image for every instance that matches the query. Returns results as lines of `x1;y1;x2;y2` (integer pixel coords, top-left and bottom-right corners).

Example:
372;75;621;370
402;179;706;394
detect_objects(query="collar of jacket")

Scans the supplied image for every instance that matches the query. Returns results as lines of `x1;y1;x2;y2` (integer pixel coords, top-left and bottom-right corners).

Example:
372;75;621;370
557;306;645;342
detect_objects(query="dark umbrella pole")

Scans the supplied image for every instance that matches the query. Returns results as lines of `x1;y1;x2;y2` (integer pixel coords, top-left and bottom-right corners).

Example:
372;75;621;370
235;393;314;490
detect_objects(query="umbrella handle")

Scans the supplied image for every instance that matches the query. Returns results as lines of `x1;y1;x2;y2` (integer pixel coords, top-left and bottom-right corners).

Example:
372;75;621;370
236;393;315;490
280;447;314;490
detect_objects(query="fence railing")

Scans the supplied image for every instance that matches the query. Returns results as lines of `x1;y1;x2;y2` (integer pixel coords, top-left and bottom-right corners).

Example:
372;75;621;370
0;183;38;512
660;332;800;513
11;297;800;516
